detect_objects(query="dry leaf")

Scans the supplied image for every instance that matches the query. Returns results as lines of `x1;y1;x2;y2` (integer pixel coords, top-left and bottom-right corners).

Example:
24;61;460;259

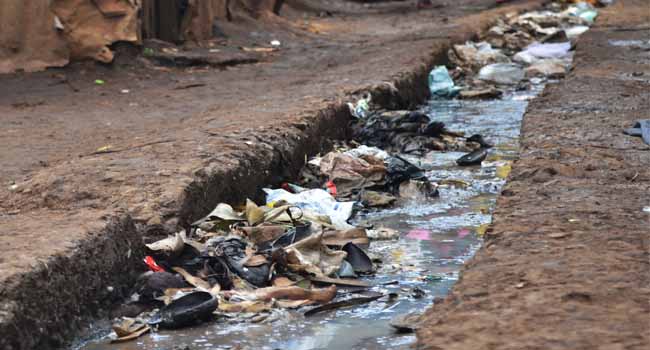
145;231;185;254
246;199;265;226
111;325;150;343
218;300;273;313
111;318;150;343
322;228;369;247
243;254;269;267
172;267;211;290
272;276;295;287
285;232;347;277
112;318;138;337
309;276;371;288
275;299;312;308
224;285;337;304
204;203;245;221
209;284;221;295
159;287;195;305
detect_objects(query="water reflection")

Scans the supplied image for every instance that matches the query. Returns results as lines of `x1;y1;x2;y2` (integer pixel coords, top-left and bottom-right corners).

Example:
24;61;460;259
75;86;543;350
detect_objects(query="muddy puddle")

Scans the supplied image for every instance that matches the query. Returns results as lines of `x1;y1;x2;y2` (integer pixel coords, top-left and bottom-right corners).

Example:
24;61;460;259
74;83;544;350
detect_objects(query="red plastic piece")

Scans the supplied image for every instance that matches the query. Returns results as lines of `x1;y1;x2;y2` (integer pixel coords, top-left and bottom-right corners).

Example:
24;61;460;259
144;255;165;272
326;180;337;197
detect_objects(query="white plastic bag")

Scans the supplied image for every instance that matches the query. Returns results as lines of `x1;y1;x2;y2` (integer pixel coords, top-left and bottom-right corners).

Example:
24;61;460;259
264;188;355;230
477;63;525;85
344;145;390;161
521;42;572;59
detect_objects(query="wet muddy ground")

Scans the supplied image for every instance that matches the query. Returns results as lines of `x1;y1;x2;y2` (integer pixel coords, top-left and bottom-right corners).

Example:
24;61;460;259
74;84;543;350
416;1;650;349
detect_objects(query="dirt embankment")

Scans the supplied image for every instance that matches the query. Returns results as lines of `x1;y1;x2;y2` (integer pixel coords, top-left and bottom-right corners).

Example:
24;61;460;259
0;1;547;349
417;0;650;349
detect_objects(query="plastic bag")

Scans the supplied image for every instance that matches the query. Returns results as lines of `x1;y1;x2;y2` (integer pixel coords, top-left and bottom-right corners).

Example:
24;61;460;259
264;188;355;230
319;151;386;197
347;93;372;119
477;63;525;85
344;145;390;161
428;66;460;97
450;41;510;69
520;42;572;59
565;2;598;23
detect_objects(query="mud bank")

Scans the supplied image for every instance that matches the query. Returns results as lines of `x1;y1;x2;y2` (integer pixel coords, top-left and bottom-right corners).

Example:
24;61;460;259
0;2;549;350
416;0;650;349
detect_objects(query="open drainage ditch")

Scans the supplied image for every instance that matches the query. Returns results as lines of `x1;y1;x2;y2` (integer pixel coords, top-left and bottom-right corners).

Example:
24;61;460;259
77;85;543;350
72;2;599;349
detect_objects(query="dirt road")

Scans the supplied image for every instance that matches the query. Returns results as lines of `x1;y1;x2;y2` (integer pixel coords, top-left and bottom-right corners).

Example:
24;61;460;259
0;1;548;349
416;0;650;349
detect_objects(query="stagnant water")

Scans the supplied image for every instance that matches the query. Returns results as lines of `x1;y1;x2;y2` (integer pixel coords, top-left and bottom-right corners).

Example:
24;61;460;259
75;83;544;350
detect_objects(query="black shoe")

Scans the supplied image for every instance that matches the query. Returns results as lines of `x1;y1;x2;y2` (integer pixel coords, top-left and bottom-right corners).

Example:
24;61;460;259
456;148;488;166
466;134;493;148
207;236;270;287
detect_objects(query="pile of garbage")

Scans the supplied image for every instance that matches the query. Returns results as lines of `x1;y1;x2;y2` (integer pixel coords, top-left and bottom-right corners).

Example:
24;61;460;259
456;1;600;88
105;1;603;344
442;1;598;92
108;141;442;342
350;109;492;155
347;1;599;160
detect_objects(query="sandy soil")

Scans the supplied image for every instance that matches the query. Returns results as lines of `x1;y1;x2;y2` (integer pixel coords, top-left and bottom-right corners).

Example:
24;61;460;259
416;0;650;349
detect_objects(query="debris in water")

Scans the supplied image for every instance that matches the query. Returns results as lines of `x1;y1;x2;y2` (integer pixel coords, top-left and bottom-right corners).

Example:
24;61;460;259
152;291;218;329
449;42;510;71
526;59;568;78
520;42;572;59
342;242;374;274
564;2;598;23
366;227;400;240
459;88;503;99
86;2;602;347
428;66;461;97
110;318;151;343
304;293;384;316
390;312;422;333
456;148;489;166
477;63;525;85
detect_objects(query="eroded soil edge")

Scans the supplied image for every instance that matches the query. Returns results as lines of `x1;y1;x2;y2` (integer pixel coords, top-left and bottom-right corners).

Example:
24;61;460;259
0;3;550;350
417;1;650;349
